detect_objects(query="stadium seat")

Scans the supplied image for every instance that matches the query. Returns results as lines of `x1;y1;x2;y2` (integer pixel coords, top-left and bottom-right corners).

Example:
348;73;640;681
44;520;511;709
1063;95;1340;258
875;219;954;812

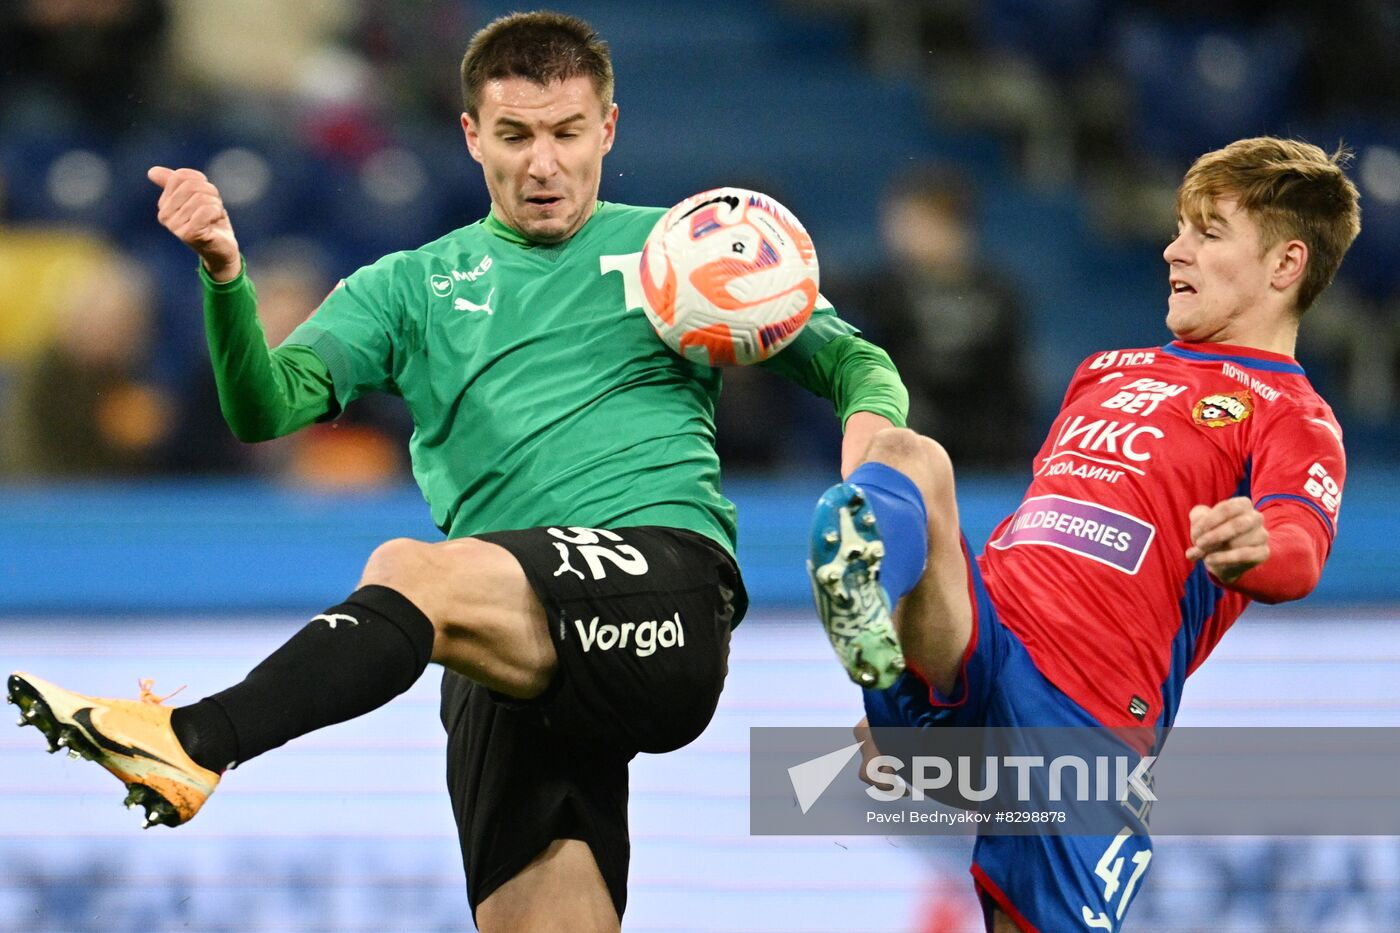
1111;12;1304;164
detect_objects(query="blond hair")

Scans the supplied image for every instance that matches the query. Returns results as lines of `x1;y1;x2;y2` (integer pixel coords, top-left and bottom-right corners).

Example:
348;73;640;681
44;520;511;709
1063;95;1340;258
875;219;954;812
460;11;614;120
1177;137;1361;313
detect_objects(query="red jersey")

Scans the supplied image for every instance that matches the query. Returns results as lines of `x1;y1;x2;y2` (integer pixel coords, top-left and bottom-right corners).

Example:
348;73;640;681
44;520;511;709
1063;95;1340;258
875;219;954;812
978;341;1344;729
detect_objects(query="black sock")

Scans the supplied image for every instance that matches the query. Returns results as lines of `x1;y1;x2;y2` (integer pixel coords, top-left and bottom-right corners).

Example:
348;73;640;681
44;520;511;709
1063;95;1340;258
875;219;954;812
170;585;435;772
170;698;239;773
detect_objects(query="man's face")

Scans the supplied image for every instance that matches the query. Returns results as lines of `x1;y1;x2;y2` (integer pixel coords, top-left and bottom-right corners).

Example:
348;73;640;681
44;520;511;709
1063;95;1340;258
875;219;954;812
1162;198;1287;343
463;75;617;244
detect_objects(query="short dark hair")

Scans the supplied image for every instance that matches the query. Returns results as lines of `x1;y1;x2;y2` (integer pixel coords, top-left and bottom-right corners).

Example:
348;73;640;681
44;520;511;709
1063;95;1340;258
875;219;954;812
460;11;614;120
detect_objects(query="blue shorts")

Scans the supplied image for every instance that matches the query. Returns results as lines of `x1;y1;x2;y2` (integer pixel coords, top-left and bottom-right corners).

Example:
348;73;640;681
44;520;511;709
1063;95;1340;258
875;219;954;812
863;538;1153;933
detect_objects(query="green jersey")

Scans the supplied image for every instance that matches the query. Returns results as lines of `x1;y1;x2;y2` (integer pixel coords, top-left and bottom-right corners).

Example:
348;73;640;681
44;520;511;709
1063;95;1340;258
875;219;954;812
199;202;908;554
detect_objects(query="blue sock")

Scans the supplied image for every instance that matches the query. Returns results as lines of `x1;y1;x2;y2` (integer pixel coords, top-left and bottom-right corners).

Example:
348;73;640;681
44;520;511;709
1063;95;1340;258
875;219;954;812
847;461;929;603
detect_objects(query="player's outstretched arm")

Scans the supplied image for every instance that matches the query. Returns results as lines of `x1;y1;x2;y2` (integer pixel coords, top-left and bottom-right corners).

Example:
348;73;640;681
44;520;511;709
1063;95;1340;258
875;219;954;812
1185;496;1269;584
1186;496;1326;602
148;167;242;282
146;165;334;442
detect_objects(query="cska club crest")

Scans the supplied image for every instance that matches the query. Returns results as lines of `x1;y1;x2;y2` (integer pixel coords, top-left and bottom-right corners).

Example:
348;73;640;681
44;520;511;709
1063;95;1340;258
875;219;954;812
1193;391;1253;428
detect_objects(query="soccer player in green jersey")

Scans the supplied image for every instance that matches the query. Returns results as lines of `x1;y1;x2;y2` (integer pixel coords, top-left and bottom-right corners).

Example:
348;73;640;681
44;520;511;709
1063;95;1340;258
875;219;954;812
9;11;907;932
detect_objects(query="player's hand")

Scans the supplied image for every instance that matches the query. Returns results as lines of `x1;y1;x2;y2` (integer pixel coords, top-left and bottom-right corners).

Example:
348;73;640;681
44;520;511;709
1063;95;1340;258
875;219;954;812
147;166;242;282
853;716;911;798
853;716;882;786
1185;496;1269;584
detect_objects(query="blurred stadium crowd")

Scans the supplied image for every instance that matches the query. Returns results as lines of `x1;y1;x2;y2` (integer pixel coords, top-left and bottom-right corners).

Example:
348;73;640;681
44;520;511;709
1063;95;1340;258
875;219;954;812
1;0;1397;486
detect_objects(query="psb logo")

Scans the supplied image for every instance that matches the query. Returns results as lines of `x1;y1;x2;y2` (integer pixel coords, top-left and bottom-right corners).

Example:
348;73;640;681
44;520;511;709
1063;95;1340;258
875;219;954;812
429;274;453;297
1089;350;1156;371
1192;391;1253;428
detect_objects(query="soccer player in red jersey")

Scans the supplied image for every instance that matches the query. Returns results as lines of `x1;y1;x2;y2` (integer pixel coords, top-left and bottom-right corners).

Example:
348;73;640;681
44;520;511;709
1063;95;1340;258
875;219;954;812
808;137;1361;931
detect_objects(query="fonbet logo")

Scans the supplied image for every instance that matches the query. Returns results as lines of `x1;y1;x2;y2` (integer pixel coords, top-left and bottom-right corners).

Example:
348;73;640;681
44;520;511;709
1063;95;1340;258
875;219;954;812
573;611;685;657
1099;377;1187;417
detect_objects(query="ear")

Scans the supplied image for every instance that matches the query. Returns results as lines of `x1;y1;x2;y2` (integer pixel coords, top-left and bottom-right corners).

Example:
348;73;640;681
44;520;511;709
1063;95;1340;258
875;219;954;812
1270;239;1308;294
462;113;484;165
599;102;619;157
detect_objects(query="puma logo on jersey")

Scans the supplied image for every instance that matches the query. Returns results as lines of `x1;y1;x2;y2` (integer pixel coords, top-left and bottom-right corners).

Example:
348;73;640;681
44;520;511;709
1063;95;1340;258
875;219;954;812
552;542;585;579
547;527;650;580
454;287;495;315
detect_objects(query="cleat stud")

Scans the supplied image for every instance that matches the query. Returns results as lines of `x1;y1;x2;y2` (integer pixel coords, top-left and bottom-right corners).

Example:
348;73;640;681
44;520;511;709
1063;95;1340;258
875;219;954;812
856;670;877;687
861;512;876;527
15;716;25;726
24;707;36;719
823;530;839;545
56;735;68;748
67;749;80;760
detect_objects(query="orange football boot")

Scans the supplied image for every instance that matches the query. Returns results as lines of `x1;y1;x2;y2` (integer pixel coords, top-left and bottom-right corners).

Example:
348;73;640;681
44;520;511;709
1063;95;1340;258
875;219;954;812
8;671;221;828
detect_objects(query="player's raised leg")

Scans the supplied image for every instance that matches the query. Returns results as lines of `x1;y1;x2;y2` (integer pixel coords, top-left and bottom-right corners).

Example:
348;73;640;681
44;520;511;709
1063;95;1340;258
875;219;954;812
809;427;972;695
8;535;556;827
355;535;558;697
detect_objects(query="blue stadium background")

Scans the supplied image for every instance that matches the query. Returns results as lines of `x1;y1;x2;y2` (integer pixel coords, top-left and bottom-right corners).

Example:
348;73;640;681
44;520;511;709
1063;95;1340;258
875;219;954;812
2;1;1399;930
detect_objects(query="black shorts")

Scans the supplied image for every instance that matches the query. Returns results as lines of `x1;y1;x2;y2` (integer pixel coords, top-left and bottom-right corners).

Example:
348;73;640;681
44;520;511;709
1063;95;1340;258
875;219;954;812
439;525;747;921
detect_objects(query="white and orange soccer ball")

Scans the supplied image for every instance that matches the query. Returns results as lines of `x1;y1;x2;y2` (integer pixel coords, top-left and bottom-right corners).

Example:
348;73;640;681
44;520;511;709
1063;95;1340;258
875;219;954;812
639;187;820;366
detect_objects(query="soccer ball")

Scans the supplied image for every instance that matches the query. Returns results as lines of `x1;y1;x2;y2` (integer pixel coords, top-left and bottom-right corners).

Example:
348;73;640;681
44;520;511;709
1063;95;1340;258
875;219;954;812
639;187;819;366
